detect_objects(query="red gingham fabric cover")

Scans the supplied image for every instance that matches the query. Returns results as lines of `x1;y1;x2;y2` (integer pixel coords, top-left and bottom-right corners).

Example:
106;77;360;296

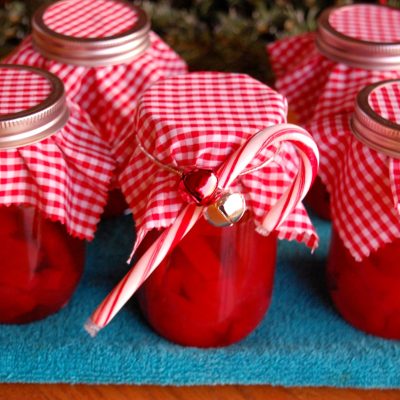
267;5;400;125
307;81;400;261
119;72;319;251
369;81;400;124
43;0;138;38
0;68;51;114
0;69;114;240
329;5;400;42
5;0;187;173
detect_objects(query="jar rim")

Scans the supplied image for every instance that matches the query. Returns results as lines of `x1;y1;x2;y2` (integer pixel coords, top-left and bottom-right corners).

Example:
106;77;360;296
317;4;400;70
351;80;400;158
32;0;151;67
0;65;69;149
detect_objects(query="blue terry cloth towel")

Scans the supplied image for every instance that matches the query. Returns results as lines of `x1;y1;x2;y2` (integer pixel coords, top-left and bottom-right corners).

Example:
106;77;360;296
0;213;399;387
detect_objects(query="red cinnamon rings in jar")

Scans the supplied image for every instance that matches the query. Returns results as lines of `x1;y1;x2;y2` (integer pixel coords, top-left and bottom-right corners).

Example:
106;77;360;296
86;72;320;347
0;65;114;323
309;79;400;339
5;0;187;217
268;4;400;219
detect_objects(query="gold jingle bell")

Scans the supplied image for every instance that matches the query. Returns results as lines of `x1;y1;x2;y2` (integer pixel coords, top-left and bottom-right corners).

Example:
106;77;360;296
204;192;246;227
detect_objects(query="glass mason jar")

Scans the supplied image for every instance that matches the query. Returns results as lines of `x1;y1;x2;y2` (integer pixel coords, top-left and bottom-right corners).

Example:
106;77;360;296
0;206;84;323
270;4;400;220
327;228;400;339
6;0;188;218
0;65;85;323
137;213;277;348
326;80;400;339
32;0;150;218
85;72;319;345
102;187;129;218
305;176;331;220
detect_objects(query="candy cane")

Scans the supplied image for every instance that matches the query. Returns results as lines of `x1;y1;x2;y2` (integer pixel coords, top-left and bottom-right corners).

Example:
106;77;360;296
218;124;318;232
85;203;202;335
85;124;319;335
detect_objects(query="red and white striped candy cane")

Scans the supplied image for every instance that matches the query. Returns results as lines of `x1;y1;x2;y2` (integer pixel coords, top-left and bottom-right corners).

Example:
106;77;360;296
85;124;319;336
218;124;318;232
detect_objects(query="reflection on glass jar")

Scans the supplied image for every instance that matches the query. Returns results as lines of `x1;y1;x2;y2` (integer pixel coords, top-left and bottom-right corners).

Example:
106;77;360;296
137;214;277;348
0;205;85;324
305;176;331;220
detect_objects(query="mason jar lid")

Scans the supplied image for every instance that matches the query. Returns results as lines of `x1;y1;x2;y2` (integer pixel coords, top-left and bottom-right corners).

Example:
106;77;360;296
316;4;400;70
0;65;69;149
351;80;400;158
32;0;151;67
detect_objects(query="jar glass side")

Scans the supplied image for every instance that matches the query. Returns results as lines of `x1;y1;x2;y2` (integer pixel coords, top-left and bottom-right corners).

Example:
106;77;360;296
327;226;400;339
136;213;277;348
102;188;129;218
0;205;85;323
305;176;331;220
288;110;332;221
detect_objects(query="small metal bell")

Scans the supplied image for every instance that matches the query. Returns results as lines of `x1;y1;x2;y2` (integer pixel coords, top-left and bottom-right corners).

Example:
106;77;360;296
204;192;246;227
178;169;219;205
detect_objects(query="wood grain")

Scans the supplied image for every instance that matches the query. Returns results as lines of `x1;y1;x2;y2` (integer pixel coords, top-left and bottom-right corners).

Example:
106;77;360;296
0;384;400;400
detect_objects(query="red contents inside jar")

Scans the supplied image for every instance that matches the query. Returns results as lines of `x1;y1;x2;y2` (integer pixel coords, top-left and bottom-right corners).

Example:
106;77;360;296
305;176;331;220
102;188;129;218
327;227;400;339
0;205;85;324
137;214;277;348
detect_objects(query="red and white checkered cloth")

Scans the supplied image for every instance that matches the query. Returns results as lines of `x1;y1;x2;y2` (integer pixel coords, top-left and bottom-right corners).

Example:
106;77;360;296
0;68;114;240
307;81;400;261
329;5;400;43
43;0;138;38
5;0;187;173
0;68;52;114
369;81;400;124
119;72;319;251
268;5;400;125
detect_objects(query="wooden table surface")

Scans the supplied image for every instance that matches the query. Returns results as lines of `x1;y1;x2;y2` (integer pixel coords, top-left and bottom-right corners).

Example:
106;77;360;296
1;384;400;400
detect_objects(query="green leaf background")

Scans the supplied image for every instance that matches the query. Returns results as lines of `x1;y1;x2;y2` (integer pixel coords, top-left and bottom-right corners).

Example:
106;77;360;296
2;0;396;83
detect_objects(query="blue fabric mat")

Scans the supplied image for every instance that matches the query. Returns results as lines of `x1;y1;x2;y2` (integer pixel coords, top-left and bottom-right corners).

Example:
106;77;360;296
0;214;399;387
